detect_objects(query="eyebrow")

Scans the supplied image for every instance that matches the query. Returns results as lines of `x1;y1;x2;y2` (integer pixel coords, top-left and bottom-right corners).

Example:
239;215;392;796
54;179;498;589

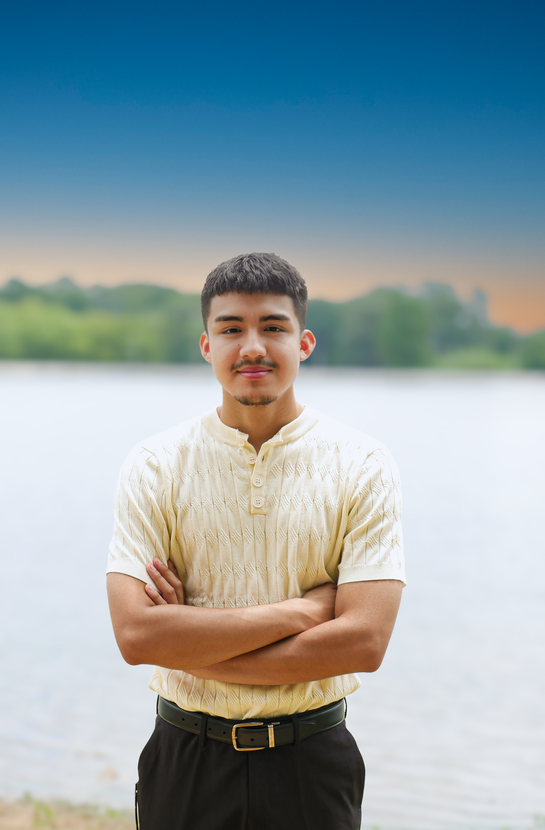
213;315;244;323
213;314;292;323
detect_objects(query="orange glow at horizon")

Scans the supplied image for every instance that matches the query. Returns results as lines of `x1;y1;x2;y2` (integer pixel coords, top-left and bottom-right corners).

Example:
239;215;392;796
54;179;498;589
486;287;545;334
307;277;545;334
2;254;544;334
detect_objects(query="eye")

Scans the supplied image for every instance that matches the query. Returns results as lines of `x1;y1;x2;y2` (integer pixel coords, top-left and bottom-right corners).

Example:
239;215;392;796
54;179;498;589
265;326;284;332
222;327;241;334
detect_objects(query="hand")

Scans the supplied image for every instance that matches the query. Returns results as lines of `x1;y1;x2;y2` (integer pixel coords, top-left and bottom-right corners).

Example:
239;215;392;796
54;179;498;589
145;558;186;606
300;582;337;627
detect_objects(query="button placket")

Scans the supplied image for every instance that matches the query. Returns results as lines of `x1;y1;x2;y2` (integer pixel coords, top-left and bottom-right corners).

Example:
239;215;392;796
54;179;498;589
250;449;270;513
251;471;266;509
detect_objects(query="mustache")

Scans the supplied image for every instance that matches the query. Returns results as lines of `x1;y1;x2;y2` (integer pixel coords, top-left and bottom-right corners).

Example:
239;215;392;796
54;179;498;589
231;359;279;371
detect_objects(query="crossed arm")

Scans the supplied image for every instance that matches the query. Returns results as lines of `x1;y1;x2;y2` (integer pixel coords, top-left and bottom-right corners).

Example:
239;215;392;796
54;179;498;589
107;558;402;686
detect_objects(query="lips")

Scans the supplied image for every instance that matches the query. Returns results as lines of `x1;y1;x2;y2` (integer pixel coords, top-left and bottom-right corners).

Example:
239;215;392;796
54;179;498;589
237;367;272;379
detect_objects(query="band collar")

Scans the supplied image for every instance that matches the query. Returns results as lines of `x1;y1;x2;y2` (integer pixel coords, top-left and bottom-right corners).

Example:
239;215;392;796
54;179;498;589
201;406;319;450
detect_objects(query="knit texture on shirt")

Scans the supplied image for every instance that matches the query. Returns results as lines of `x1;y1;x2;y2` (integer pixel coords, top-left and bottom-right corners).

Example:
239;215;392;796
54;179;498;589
107;406;405;719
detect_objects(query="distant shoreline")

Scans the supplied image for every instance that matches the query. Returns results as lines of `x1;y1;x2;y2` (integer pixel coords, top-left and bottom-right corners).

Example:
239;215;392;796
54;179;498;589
2;278;544;368
0;359;543;373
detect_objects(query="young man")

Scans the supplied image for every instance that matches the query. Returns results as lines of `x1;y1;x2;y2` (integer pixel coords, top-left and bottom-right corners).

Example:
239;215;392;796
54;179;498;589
107;252;405;830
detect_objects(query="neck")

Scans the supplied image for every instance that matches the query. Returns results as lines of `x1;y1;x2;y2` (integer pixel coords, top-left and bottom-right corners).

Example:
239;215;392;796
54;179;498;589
218;389;303;453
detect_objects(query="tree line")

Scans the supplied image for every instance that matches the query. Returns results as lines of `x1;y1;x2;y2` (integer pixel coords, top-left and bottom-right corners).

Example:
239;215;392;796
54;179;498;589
1;277;544;368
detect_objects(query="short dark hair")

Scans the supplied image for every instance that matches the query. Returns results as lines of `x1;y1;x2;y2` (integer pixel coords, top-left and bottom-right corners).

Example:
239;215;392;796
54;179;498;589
201;252;308;330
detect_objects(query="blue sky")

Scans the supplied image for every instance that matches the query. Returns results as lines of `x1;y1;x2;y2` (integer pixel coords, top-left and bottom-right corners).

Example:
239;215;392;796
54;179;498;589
1;0;544;329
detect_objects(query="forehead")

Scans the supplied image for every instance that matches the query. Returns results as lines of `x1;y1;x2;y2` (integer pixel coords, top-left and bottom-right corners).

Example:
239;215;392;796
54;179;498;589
208;292;297;322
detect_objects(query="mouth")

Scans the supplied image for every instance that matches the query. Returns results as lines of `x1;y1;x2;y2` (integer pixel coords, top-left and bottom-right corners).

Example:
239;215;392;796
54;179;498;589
232;359;279;380
236;367;273;380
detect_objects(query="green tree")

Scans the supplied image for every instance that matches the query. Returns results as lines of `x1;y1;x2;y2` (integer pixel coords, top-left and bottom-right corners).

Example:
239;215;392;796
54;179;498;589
521;331;545;369
377;291;432;366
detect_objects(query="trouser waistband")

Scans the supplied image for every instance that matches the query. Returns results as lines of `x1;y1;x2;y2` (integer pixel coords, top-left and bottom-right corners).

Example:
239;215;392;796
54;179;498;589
157;696;347;751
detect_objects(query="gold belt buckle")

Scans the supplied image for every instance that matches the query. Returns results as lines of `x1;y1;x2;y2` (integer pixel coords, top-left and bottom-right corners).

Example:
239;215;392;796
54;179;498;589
267;722;280;748
231;722;264;751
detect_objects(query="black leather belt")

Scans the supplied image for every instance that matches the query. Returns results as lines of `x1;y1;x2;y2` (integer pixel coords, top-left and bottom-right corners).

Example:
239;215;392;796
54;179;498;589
157;696;346;751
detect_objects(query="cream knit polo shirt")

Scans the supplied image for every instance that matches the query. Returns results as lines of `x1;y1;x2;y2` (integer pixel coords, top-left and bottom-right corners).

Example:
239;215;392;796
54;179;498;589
107;405;405;719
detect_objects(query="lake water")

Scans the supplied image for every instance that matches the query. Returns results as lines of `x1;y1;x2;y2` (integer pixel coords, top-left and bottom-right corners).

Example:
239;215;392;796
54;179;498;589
0;362;544;829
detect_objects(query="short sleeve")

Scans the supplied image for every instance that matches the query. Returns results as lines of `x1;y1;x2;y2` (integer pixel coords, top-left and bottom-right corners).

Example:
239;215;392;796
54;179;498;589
337;447;405;586
107;444;172;583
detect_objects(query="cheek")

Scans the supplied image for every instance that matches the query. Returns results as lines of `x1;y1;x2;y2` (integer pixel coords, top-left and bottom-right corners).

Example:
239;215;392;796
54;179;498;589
283;353;302;374
209;342;236;362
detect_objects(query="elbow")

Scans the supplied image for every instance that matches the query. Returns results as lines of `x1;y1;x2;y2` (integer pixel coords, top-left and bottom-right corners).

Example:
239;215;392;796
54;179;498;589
360;652;384;673
354;637;387;673
122;649;142;667
115;625;148;666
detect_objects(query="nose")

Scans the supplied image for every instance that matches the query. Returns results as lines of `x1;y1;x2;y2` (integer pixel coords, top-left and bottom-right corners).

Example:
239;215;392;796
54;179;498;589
240;329;266;360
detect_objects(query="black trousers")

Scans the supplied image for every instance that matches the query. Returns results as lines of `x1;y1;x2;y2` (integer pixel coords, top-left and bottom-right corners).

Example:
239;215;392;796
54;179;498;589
136;710;365;830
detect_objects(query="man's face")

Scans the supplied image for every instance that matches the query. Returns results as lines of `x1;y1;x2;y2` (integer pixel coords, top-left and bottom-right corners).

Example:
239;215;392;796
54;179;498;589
200;292;315;408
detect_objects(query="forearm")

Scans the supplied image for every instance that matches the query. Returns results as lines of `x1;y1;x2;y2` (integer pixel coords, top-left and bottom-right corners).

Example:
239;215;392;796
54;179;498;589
125;601;315;669
187;580;403;685
108;569;337;670
187;617;382;685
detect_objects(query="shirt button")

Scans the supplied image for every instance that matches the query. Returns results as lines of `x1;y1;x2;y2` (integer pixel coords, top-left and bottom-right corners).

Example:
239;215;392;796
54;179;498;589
253;477;264;487
253;496;264;508
247;454;257;464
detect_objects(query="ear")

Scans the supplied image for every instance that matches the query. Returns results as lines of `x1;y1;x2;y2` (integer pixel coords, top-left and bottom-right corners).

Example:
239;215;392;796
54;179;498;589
200;332;212;363
299;329;316;362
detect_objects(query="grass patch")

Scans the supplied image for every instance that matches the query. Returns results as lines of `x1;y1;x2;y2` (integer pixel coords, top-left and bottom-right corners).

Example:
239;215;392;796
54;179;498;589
0;796;133;829
432;347;520;370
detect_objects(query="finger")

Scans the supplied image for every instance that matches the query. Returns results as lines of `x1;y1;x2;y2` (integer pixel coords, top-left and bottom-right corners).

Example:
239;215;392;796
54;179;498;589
146;559;181;605
166;560;186;603
156;558;185;604
145;561;175;602
145;583;166;605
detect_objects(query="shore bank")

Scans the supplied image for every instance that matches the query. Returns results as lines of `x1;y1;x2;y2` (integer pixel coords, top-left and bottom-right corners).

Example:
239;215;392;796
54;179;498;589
0;798;133;829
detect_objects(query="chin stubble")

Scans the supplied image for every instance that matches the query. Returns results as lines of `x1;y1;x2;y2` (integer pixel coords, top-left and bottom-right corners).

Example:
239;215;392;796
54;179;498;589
233;395;278;407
